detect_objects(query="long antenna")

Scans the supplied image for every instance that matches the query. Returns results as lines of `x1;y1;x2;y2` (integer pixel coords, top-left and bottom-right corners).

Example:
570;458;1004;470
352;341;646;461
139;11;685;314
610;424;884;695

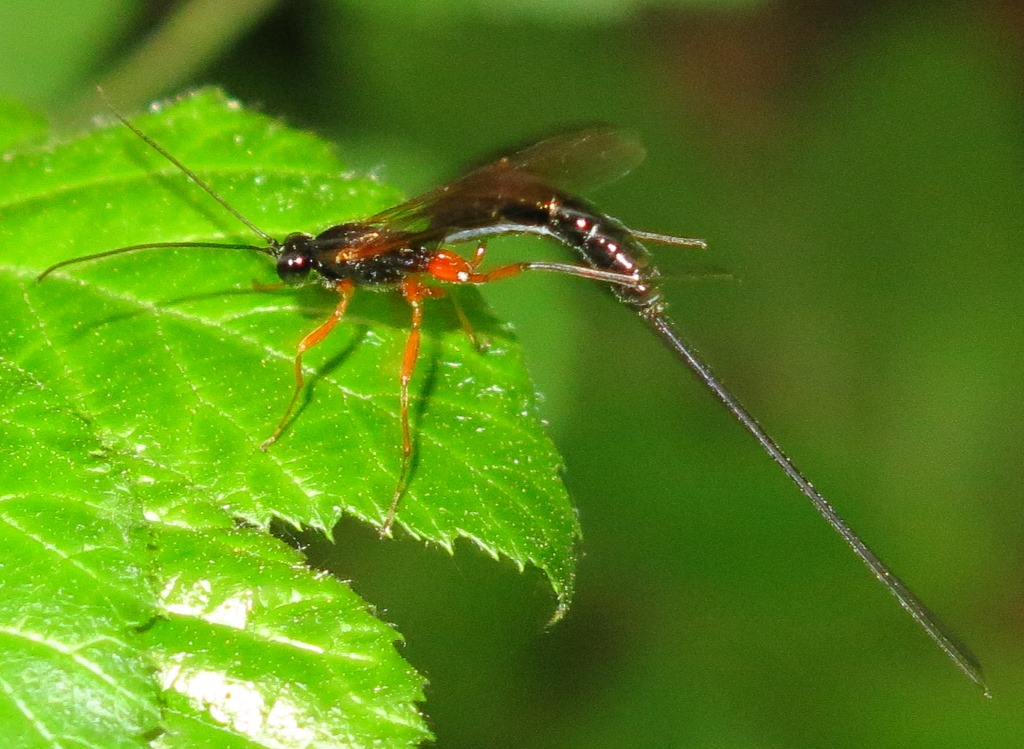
38;92;283;282
641;309;988;695
98;88;278;246
36;241;271;282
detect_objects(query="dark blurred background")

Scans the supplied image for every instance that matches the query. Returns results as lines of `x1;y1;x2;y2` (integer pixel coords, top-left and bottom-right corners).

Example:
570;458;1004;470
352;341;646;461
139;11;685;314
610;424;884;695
3;0;1022;746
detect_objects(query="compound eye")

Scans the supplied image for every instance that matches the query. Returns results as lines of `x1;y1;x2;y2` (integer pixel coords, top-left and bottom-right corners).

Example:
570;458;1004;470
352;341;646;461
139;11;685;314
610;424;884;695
277;251;312;283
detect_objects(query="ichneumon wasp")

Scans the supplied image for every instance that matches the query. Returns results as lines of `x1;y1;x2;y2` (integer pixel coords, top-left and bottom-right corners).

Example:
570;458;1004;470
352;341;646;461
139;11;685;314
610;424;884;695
37;101;986;694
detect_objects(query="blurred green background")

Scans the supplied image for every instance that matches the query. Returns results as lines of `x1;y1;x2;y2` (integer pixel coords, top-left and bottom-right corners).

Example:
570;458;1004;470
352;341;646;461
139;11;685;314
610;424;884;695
4;0;1022;746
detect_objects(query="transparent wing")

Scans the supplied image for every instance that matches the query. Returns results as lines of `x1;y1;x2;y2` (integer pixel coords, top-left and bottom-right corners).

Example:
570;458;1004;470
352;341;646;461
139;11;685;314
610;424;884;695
499;126;646;195
362;127;647;237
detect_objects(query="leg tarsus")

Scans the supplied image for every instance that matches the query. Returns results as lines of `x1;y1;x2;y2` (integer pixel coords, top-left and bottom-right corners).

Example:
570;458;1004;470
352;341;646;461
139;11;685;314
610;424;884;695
380;468;409;538
260;352;306;450
262;280;354;449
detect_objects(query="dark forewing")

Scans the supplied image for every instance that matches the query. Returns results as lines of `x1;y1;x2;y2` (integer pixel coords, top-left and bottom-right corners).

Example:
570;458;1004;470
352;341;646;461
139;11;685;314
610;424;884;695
361;127;647;238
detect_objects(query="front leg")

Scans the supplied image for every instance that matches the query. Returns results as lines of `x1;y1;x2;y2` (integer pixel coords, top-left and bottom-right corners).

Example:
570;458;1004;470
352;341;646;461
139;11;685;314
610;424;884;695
261;279;355;450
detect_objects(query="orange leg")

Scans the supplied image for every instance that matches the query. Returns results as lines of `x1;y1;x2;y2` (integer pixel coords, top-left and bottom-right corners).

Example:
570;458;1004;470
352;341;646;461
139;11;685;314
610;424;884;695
447;242;492;350
423;248;638;290
427;249;526;284
426;248;640;288
261;279;355;450
380;277;443;536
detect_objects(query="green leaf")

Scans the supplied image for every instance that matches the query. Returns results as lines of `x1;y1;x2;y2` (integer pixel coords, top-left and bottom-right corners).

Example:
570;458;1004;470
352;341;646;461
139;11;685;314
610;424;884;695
0;89;579;744
145;507;428;748
0;362;161;747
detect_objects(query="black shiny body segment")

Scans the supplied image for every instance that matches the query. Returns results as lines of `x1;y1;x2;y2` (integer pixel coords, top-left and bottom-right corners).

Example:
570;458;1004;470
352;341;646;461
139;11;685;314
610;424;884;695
543;194;661;312
304;223;434;286
433;191;663;312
